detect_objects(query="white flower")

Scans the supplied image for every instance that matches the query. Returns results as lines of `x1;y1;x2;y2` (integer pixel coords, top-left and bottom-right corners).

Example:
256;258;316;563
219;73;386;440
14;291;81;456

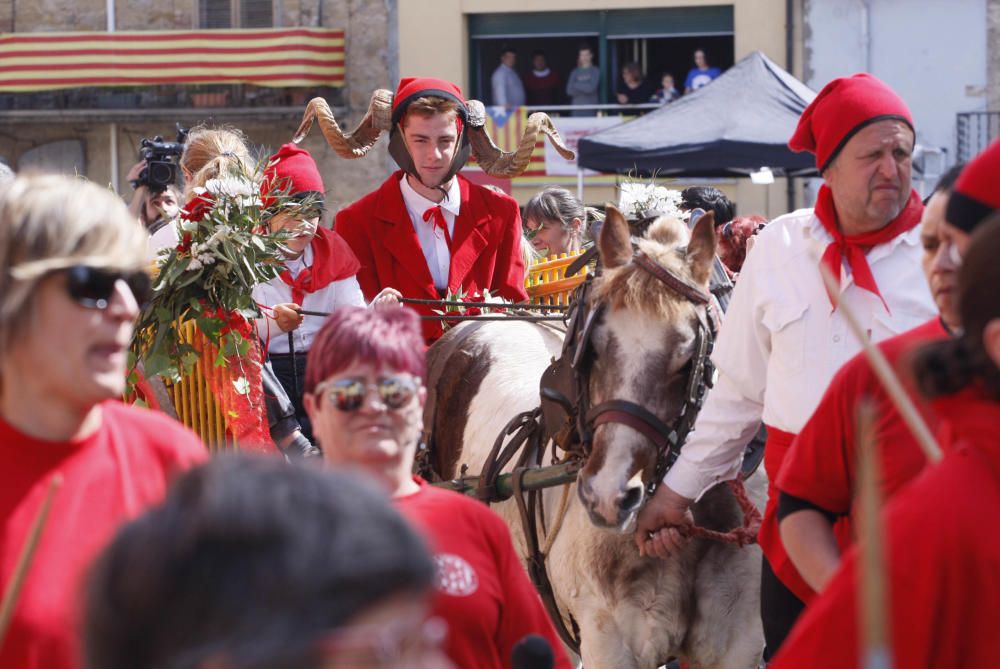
204;224;232;248
187;257;203;272
205;176;254;198
179;218;199;232
198;252;216;266
618;180;684;220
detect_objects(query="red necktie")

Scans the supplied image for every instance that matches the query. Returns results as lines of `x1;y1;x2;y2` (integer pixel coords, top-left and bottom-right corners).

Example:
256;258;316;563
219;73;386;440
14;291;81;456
422;206;453;251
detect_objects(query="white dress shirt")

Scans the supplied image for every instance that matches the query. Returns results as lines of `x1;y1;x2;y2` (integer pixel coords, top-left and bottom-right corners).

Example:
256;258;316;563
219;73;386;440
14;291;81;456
663;207;937;501
252;244;366;354
399;174;461;291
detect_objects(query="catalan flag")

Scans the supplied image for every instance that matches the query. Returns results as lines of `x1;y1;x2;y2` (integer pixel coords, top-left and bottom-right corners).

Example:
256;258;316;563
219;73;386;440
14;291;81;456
0;27;345;92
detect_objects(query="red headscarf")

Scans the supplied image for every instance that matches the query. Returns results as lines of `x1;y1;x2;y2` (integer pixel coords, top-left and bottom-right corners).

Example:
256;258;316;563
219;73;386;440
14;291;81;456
947;138;1000;233
789;73;914;172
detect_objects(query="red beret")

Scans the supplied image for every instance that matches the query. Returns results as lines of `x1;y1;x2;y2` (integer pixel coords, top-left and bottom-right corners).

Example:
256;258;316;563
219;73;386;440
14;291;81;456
391;77;467;125
789;73;914;172
261;143;324;206
947;138;1000;233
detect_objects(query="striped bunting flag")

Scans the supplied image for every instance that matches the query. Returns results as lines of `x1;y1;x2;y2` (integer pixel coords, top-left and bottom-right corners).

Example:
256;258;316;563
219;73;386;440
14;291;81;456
0;28;345;92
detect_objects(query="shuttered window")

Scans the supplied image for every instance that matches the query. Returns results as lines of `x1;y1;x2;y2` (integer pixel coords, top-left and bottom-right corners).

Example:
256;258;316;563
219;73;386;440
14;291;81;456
200;0;231;28
199;0;274;28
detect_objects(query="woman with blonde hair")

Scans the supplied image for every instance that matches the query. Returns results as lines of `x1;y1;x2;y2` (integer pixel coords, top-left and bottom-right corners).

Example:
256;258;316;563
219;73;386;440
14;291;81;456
0;174;206;669
179;123;254;195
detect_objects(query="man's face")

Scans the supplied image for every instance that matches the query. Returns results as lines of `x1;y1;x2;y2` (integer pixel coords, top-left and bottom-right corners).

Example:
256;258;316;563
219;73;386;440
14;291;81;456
579;48;593;67
694;50;706;68
146;189;179;222
920;191;960;326
823;119;914;233
401;112;459;189
533;54;546;70
502;51;516;67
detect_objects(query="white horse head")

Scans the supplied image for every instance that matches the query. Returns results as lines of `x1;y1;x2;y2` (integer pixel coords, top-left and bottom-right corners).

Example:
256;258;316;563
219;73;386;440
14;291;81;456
576;205;717;530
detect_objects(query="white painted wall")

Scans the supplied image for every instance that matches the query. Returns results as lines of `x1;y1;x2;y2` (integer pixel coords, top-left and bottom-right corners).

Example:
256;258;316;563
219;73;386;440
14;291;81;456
803;0;988;166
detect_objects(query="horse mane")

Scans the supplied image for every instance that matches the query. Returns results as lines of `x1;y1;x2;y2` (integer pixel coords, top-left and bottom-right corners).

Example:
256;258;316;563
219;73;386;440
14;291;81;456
592;216;697;321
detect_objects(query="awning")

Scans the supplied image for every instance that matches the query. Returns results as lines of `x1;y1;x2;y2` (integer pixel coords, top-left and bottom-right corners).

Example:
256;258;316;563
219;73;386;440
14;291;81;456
0;28;345;92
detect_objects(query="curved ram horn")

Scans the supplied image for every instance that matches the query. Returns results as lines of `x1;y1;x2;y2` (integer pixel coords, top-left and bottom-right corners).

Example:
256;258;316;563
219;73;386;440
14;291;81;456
292;89;394;158
464;101;576;177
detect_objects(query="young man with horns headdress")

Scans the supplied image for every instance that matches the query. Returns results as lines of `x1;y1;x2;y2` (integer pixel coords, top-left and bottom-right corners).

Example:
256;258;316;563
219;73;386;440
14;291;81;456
293;76;574;340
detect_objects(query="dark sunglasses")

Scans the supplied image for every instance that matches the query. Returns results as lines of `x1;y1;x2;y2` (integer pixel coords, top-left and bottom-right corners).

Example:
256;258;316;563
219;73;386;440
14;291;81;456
64;265;153;309
319;376;418;412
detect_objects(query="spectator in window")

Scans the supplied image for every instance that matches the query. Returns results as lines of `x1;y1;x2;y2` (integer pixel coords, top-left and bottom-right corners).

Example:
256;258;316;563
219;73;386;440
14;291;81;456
491;46;525;110
566;43;600;116
651;72;681;104
616;62;655;105
684;49;722;93
523;49;560;106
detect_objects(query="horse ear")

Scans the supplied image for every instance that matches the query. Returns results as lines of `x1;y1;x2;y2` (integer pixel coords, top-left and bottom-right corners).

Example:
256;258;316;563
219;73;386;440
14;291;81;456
599;204;632;268
687;210;717;286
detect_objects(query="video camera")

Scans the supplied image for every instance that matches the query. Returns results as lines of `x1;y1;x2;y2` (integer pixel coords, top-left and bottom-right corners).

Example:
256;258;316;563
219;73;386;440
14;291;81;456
132;124;188;193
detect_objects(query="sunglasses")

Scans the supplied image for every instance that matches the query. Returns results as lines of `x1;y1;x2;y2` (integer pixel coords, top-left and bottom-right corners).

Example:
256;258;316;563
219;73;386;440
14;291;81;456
319;376;418;412
64;265;153;310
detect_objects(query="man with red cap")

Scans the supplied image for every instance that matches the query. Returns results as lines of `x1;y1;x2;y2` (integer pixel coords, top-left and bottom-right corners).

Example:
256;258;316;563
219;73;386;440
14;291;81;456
334;77;529;340
253;143;368;442
634;73;937;658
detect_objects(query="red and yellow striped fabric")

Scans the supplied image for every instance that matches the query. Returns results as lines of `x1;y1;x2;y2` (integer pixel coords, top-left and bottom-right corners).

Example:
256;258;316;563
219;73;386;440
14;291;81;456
0;27;344;92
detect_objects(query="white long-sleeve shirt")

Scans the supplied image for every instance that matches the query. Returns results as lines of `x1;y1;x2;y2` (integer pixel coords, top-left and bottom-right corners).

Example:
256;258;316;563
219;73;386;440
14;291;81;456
399;174;460;291
663;207;936;501
252;244;365;354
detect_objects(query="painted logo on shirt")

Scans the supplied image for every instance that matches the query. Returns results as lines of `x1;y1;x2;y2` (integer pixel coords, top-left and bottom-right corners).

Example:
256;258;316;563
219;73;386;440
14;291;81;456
433;553;479;597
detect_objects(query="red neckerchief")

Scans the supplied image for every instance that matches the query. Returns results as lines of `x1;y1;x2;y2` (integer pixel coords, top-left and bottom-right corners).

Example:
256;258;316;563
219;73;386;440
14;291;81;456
422;206;453;251
279;227;361;306
815;184;923;311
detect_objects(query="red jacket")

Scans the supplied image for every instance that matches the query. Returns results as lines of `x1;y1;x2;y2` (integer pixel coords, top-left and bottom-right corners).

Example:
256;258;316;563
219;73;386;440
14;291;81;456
335;171;528;340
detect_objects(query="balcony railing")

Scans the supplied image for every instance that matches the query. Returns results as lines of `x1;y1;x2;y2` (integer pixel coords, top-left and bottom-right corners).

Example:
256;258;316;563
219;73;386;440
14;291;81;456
0;85;343;113
957;111;1000;162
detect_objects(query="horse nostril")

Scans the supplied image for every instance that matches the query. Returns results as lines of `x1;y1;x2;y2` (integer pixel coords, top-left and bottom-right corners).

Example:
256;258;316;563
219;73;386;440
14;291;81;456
619;485;643;513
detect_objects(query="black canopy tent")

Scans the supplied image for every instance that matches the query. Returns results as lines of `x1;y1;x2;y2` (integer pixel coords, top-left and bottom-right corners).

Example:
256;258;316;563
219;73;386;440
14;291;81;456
576;51;818;178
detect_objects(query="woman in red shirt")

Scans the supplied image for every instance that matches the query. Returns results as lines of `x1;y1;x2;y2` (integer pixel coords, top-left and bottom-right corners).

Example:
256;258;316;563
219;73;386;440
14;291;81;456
771;216;1000;669
304;306;572;669
0;174;207;669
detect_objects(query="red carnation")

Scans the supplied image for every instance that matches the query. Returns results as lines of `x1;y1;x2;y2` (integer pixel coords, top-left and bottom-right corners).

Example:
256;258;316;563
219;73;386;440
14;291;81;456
180;193;215;223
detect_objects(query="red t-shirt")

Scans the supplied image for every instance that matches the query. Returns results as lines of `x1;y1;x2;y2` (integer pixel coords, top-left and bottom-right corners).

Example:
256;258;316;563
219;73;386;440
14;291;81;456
768;317;948;602
395;480;572;669
771;389;1000;669
0;402;207;669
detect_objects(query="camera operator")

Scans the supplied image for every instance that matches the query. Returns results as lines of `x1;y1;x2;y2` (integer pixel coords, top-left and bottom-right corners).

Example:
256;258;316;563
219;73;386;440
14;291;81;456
127;161;182;262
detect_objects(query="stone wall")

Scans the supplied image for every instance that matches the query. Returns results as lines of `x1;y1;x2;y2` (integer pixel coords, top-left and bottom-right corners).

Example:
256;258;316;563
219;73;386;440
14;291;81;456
0;0;398;213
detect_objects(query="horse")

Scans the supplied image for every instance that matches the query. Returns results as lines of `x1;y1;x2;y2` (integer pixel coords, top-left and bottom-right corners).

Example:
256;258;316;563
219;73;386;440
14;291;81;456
425;205;765;669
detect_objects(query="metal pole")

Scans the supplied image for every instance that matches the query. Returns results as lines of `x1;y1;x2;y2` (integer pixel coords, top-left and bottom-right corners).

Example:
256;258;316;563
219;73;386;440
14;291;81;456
577;167;584;201
107;0;117;193
110;124;119;194
433;461;581;500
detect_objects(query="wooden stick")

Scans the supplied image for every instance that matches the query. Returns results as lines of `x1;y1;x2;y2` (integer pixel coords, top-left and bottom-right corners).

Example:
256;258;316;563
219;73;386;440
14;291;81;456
819;264;942;462
0;474;63;651
856;401;893;669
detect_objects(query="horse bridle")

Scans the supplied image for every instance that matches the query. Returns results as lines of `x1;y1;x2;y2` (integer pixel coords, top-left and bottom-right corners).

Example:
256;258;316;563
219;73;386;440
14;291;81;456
568;251;718;496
